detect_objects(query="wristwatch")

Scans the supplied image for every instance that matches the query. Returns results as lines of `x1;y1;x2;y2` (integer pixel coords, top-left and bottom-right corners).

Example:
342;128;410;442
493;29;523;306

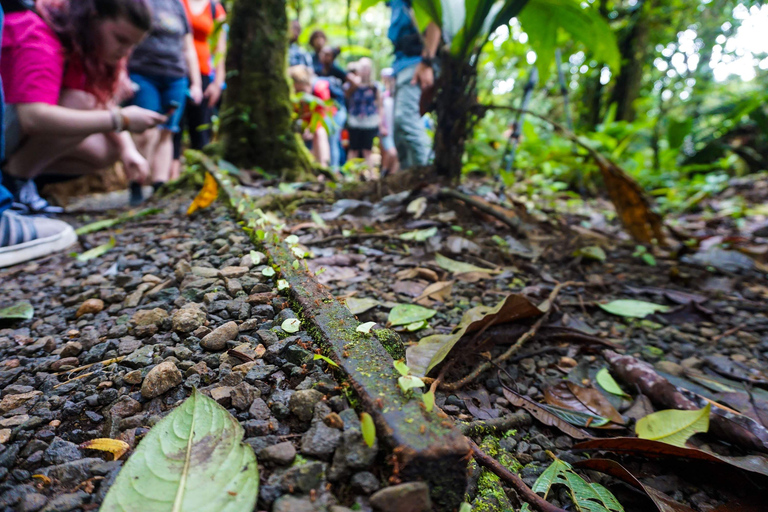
420;55;435;68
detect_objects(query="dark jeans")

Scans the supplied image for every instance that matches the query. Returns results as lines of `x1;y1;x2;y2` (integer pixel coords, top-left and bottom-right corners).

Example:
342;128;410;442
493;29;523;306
0;6;13;216
173;74;213;159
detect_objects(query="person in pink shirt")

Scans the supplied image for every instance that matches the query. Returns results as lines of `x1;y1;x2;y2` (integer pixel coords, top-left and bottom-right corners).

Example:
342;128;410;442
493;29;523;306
0;0;167;214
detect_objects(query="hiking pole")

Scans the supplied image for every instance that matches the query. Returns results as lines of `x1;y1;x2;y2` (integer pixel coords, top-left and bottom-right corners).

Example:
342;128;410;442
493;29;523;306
501;66;538;174
555;48;574;131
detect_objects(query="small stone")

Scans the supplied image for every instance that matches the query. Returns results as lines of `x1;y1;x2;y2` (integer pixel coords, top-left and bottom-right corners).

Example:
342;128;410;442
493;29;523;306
123;370;143;385
172;303;207;334
210;386;234;406
0;390;42;413
351;471;380;494
559;356;577;368
59;342;83;358
370;482;431;512
76;298;104;318
50;358;79;372
141;361;182;399
655;360;683;376
219;266;248;278
122;345;155;368
230;382;260;411
201;321;239;351
290;389;324;422
323;412;344;429
272;496;317;512
191;266;219;278
230;343;265;362
40;491;87;512
520;358;536;376
44;437;82;465
259;441;296;466
280;461;327;492
248;398;271;420
131;308;169;328
0;429;10;444
174;260;192;281
681;357;703;369
19;492;47;512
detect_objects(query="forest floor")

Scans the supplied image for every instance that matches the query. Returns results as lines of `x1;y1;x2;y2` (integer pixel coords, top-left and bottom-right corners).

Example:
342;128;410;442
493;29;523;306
0;169;767;512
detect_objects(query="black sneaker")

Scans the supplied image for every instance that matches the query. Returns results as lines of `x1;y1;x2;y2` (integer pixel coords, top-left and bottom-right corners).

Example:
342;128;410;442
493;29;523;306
0;210;77;268
5;176;64;215
129;182;144;207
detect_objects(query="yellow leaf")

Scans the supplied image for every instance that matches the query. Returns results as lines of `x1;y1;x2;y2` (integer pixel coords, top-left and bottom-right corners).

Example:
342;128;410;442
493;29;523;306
32;474;52;486
79;438;130;460
187;172;219;215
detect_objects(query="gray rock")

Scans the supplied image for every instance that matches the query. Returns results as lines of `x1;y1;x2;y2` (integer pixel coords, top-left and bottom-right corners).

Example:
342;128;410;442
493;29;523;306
172;303;207;333
201;321;239;351
19;492;47;512
259;441;296;466
301;404;342;460
141;361;182;398
369;482;432;512
272;496;319;512
245;365;278;382
351;471;380;494
42;458;102;486
43;438;82;465
122;345;156;368
248;398;271;420
289;389;324;422
230;382;260;411
256;329;279;347
285;345;314;366
328;427;378;481
109;396;142;418
40;491;88;512
280;461;326;493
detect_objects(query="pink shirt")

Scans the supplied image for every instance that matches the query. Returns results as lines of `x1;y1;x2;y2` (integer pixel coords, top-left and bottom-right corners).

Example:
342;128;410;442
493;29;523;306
1;11;65;105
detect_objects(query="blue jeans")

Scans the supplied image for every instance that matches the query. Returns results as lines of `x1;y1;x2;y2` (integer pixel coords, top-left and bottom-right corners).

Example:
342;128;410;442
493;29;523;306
127;73;189;132
0;6;13;216
329;104;347;169
394;63;432;168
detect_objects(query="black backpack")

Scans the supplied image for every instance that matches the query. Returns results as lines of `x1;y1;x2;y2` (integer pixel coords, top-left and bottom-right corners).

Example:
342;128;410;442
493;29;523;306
0;0;35;13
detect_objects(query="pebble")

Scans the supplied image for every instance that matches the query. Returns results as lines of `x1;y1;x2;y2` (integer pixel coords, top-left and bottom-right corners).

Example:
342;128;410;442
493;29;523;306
141;361;182;399
258;441;296;466
59;342;83;358
369;482;432;512
655;360;683;376
43;438;82;465
171;303;207;334
50;358;80;372
75;298;104;318
352;471;381;494
200;321;239;351
0;390;42;413
290;389;325;422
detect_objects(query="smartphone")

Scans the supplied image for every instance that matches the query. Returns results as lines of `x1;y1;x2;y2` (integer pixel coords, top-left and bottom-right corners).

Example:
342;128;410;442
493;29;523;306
165;100;181;116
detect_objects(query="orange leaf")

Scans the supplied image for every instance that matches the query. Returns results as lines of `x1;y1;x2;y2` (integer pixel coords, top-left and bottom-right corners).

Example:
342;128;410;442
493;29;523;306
79;438;130;460
187;172;219;215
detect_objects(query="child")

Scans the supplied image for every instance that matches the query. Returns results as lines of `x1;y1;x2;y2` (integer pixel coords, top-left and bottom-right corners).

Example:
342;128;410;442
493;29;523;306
289;65;331;168
126;0;204;205
0;0;166;214
345;58;383;167
379;67;399;176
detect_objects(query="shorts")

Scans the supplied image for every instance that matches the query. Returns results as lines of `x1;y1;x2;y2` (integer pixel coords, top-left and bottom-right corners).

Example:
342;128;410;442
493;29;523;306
127;73;188;133
382;131;395;151
348;127;378;151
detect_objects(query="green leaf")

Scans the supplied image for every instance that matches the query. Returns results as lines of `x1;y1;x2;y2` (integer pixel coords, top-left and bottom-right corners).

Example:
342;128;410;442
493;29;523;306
434;253;496;274
313;354;339;368
636;404;711;447
598;300;670;318
281;318;301;333
393;360;410;377
422;389;435;412
277;279;290;291
531;458;624;512
346;297;381;315
360;412;376;448
250;251;263;266
595;368;630;399
406;320;428;332
399;227;438;242
291;246;305;259
285;235;299;245
411;0;442;31
310;210;328;229
574;246;606;262
356;321;377;334
75;236;116;262
75;207;160;235
0;301;34;321
101;389;258;512
358;0;385;14
540;403;610;428
262;267;276;277
388;304;436;327
398;375;426;392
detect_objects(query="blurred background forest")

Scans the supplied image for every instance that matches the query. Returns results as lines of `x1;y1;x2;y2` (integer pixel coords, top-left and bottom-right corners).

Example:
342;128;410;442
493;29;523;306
281;0;768;219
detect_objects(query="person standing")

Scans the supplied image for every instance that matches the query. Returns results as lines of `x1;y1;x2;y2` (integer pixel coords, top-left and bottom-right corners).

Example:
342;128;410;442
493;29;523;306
379;67;399;176
345;58;383;168
170;0;227;180
388;0;441;168
127;0;203;206
288;20;312;67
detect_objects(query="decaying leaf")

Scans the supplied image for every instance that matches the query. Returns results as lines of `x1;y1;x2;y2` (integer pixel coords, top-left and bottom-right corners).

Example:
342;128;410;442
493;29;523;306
400;226;438;242
544;382;625;426
573;246;607;262
345;297;381;315
75;236;116;262
575;459;695;512
101;389;258;512
636;404;710;447
532;457;624;512
406;196;427;218
501;386;592;440
387;304;436;327
406;294;542;377
434;253;498;275
79;438;130;461
414;281;453;303
598;299;670;318
0;301;34;321
187;172;219;215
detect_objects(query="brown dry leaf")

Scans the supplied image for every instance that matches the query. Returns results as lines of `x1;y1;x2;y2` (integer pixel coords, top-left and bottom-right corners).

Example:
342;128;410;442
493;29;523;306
79;438;130;460
624;393;655;422
393;280;429;297
414;281;453;303
574;458;695;512
543;382;625;426
501;386;592;440
455;271;492;283
312;266;359;284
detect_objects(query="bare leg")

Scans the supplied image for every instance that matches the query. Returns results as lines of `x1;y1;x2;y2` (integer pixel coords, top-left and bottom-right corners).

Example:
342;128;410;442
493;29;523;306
169;159;182;181
313;127;330;168
363;149;373;167
151;130;174;183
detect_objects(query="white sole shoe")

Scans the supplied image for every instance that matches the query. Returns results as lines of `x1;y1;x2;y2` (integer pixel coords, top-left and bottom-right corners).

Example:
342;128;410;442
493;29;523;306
0;223;77;268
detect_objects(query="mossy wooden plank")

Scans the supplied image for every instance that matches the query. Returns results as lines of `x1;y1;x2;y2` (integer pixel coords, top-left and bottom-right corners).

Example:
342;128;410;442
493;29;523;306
206;162;470;511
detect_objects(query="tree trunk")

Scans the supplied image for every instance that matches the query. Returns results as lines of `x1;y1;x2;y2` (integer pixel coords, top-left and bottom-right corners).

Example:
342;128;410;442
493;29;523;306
607;0;651;123
221;0;314;181
433;56;477;183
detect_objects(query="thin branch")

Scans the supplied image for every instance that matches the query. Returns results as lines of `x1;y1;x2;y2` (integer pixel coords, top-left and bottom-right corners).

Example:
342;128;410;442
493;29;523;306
438;187;525;237
459;410;532;436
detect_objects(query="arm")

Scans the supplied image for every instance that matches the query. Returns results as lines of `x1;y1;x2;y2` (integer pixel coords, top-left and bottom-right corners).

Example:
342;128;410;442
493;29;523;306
411;22;441;90
377;88;387;136
205;22;228;107
184;34;203;104
16;103;165;137
113;131;150;183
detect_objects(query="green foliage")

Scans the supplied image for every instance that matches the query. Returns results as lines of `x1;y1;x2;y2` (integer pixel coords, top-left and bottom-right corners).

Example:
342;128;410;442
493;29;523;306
636;404;711;447
532;458;624;512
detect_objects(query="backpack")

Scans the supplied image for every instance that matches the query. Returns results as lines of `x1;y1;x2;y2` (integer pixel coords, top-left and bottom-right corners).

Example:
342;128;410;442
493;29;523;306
0;0;35;13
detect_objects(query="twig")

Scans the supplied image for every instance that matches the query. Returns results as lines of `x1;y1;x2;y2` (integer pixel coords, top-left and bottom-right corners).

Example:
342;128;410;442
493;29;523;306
468;438;568;512
53;356;125;376
53;371;95;389
438;188;525;237
440;281;579;391
311;232;396;245
713;323;746;343
459;411;532;436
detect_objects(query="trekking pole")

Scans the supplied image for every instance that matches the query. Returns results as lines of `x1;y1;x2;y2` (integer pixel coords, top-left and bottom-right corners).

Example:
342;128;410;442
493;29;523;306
555;48;574;132
501;66;538;175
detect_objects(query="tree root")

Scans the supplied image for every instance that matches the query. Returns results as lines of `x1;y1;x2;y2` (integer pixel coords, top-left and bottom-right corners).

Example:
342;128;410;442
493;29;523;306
469;438;568;512
337;165;439;201
438;187;526;238
459;411;532;436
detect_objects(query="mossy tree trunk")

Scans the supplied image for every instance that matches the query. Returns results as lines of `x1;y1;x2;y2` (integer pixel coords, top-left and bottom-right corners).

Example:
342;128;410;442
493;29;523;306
221;0;314;181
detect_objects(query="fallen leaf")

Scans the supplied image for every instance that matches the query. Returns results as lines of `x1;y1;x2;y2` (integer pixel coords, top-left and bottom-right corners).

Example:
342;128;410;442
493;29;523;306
624;394;655;422
531;457;624;512
346;297;381;315
387;304;436;327
574;246;607;262
400;227;438;242
356;322;376;334
598;299;670;318
393;280;429;297
457;389;499;420
0;301;34;321
75;236;116;262
405;320;428;332
414;281;453;303
596;368;631;399
281;318;301;333
360;412;376;448
406;197;427;218
455;271;493;282
544;382;625;426
187;172;219;215
76;207;161;235
101;389;258;511
398;375;426;392
501;386;592;440
79;438;130;461
406;294;542;377
636;404;710;447
445;236;481;254
434;253;498;275
574;459;695;512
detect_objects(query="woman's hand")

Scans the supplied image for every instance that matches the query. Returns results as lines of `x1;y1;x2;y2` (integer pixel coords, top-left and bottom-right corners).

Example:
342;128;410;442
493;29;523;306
189;83;204;105
122;106;167;133
204;81;223;108
379;124;388;137
121;145;150;183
